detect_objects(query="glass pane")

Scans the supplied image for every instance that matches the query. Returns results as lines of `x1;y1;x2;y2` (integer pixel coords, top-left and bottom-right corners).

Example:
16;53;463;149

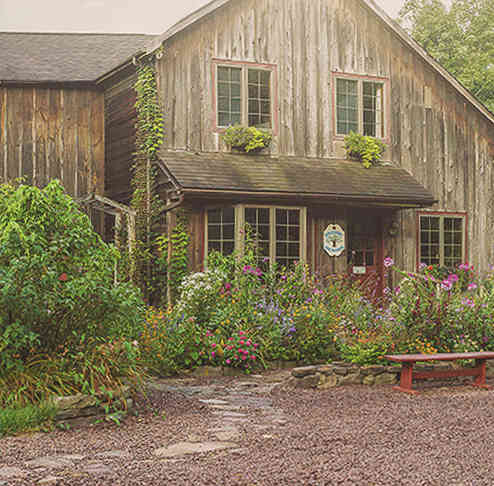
454;218;463;231
288;242;299;258
277;242;287;257
248;99;259;113
276;225;286;241
218;67;229;81
288;226;300;241
288;210;299;225
260;70;270;85
336;79;359;135
218;96;229;111
223;224;234;240
248;84;259;98
232;112;241;125
231;98;241;112
218;82;229;97
248;69;259;83
261;85;270;98
223;207;235;223
218;112;230;127
365;251;374;266
208;224;220;240
276;209;287;225
245;208;257;223
231;68;241;82
258;224;270;241
231;83;241;97
259;208;270;224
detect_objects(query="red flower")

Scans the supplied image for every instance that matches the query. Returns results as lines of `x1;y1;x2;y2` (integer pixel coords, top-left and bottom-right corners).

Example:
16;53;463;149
59;273;68;282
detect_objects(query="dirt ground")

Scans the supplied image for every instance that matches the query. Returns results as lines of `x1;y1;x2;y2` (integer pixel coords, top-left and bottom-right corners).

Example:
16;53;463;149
1;371;494;485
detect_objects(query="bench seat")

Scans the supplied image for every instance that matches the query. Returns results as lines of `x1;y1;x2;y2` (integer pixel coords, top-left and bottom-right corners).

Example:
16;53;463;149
384;352;494;394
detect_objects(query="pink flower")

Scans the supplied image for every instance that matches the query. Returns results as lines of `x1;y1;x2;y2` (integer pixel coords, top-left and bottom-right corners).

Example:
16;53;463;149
441;279;453;291
246;341;251;347
239;330;245;336
228;337;234;341
459;263;471;271
239;340;244;345
227;345;233;350
383;257;394;268
448;274;459;283
241;355;247;360
253;343;259;348
225;282;232;290
211;351;216;357
468;283;478;290
226;359;231;364
211;343;216;347
59;273;68;282
238;348;244;354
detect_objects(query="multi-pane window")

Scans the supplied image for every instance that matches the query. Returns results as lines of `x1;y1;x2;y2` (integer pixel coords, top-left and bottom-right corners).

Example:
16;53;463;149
205;205;305;268
419;214;465;268
275;209;300;268
217;67;242;127
247;70;271;128
336;79;358;135
215;62;274;129
245;207;271;262
207;207;235;256
335;75;385;138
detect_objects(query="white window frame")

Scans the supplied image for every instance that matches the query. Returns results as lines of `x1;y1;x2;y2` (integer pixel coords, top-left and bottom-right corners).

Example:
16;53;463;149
213;60;277;131
204;204;307;266
332;72;389;140
418;212;467;268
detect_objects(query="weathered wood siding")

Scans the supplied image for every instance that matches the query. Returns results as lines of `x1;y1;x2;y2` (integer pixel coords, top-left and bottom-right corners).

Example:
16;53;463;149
155;0;494;273
0;86;104;196
103;67;138;203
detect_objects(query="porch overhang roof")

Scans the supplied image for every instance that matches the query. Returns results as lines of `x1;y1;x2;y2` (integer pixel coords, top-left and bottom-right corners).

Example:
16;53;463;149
159;151;436;208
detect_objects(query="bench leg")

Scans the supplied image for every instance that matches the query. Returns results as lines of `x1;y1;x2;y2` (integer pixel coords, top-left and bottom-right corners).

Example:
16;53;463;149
472;359;491;389
393;362;420;395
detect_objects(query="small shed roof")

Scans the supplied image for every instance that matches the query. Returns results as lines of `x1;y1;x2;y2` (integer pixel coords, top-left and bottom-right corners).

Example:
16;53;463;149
0;33;155;83
159;151;436;207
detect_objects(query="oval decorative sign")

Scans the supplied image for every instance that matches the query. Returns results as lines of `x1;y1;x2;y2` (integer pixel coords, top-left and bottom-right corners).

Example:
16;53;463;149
323;224;345;257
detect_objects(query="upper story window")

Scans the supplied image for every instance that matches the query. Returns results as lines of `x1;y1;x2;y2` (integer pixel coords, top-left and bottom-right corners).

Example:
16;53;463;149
418;212;466;268
213;60;277;132
333;73;388;139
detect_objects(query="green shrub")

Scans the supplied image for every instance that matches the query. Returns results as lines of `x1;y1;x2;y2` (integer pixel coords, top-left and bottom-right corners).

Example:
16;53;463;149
0;181;145;371
221;125;272;153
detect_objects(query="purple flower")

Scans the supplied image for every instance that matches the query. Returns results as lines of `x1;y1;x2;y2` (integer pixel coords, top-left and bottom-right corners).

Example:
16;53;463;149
383;257;394;268
419;262;427;270
288;326;296;334
468;283;478;291
447;274;459;283
243;265;252;273
254;268;263;276
305;297;312;303
225;282;232;290
441;279;453;291
281;275;287;281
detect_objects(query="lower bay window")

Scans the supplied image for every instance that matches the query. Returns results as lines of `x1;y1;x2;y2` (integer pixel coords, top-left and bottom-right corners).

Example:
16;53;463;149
205;205;307;267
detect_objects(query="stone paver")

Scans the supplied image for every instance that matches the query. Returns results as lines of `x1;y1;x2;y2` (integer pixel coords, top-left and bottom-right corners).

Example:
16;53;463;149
153;441;238;458
0;466;27;479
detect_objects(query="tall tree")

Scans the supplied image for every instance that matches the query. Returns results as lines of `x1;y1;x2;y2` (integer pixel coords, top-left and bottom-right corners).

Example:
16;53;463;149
399;0;494;113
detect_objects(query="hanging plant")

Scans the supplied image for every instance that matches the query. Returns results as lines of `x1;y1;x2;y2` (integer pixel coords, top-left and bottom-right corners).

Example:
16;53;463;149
221;125;272;153
344;131;386;169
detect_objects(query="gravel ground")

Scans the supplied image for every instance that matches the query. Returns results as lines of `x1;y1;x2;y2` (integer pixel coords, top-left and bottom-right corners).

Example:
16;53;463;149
1;374;494;485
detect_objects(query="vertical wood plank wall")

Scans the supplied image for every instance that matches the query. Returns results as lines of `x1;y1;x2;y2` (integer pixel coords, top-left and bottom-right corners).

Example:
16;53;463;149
155;0;494;273
0;86;105;197
104;68;138;203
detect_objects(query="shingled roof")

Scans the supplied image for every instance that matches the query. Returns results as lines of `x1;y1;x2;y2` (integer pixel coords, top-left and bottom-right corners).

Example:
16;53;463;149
0;33;155;83
159;152;436;207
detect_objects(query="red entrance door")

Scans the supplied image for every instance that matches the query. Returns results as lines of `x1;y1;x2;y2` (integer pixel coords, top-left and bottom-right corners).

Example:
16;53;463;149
347;215;384;299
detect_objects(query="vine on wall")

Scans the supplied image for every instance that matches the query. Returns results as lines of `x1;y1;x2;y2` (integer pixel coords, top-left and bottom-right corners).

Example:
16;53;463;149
130;60;165;303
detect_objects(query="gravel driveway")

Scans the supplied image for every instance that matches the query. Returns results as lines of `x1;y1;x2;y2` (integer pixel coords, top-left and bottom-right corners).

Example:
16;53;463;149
1;372;494;485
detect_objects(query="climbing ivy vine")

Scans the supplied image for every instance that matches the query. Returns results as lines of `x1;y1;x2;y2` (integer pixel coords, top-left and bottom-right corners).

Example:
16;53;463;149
130;60;165;303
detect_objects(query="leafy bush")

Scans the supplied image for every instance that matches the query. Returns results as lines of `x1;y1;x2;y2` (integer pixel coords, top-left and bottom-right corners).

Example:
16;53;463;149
0;181;145;371
344;131;386;168
221;125;272;153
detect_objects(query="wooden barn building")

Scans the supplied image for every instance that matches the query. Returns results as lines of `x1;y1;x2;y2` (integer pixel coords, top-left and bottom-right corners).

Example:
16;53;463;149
1;0;494;291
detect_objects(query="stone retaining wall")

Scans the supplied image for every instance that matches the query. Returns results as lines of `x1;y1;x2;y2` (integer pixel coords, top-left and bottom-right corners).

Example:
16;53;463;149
291;361;494;389
53;387;133;426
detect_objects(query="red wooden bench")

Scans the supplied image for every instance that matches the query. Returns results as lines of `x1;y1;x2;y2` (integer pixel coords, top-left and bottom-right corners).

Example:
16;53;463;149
384;352;494;394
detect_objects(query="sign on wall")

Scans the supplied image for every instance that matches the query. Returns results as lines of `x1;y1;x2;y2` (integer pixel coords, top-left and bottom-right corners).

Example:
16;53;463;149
323;224;345;257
